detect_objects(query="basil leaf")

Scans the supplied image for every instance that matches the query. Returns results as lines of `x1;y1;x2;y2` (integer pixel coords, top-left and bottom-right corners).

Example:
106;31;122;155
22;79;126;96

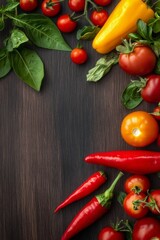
152;19;160;33
77;26;100;40
128;33;141;41
121;81;143;109
3;2;19;12
13;13;71;51
86;52;118;82
152;40;160;57
5;29;28;51
0;48;11;78
10;47;44;91
155;2;160;14
137;19;152;41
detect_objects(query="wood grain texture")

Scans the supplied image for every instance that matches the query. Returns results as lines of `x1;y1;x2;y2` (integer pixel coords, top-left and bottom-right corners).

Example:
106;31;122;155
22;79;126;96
0;1;159;240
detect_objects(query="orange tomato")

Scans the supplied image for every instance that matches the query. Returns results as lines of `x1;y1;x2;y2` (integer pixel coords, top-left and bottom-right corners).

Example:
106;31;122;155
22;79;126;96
121;111;159;147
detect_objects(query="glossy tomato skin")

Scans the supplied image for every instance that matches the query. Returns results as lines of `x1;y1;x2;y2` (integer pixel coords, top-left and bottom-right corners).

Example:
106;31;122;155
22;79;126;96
141;75;160;103
90;10;109;27
70;48;88;64
57;14;77;33
132;217;160;240
148;190;160;215
123;192;148;219
93;0;112;6
124;175;150;194
121;111;159;147
68;0;85;12
119;46;156;76
41;0;61;17
98;226;125;240
20;0;38;11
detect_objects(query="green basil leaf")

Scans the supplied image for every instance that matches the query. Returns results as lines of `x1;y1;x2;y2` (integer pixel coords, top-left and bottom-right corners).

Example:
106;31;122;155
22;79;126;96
86;52;118;82
152;40;160;57
152;19;160;33
13;13;71;51
3;2;19;12
128;33;141;41
0;15;5;31
121;81;143;109
5;29;28;51
0;48;11;78
10;47;44;91
155;2;160;14
76;26;100;40
137;20;150;40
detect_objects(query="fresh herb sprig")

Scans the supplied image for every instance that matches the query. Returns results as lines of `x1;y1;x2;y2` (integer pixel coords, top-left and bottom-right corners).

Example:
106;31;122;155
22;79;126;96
0;1;71;91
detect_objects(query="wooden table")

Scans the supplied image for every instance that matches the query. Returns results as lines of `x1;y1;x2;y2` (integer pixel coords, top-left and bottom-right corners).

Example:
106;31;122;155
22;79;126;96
1;1;159;239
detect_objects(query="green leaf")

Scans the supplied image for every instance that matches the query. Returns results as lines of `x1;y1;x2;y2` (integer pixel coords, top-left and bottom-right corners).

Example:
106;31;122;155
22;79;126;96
13;13;71;51
3;2;19;12
0;48;11;78
155;2;160;14
86;52;118;82
121;80;144;109
152;19;160;33
5;29;28;51
128;33;141;41
117;191;126;206
76;26;100;40
10;47;44;91
152;40;160;57
137;19;151;41
0;15;5;31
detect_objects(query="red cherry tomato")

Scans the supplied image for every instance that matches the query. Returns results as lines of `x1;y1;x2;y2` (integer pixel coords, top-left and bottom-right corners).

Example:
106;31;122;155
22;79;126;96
41;0;61;17
57;14;77;33
148;190;160;215
132;217;160;240
124;175;151;194
119;45;157;76
141;75;160;103
70;48;88;64
68;0;85;12
152;105;160;120
98;226;125;240
123;192;148;219
20;0;38;11
90;10;109;27
93;0;112;6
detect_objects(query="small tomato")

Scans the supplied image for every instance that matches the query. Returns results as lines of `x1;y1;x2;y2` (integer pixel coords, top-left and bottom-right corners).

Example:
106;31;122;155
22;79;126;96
20;0;38;11
123;192;148;219
70;48;88;64
57;14;77;33
90;9;109;27
151;105;160;120
68;0;85;12
148;190;160;215
93;0;112;6
41;0;61;17
124;175;150;194
121;111;159;147
98;226;125;240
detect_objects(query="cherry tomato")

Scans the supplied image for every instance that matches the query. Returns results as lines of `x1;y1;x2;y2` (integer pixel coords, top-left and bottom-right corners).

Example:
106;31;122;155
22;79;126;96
41;0;61;17
124;175;150;194
141;75;160;103
121;111;159;147
93;0;112;6
57;14;77;33
68;0;85;12
148;190;160;215
132;217;160;240
123;192;148;219
20;0;38;11
90;10;109;27
152;105;160;120
70;48;88;64
119;45;156;76
98;226;125;240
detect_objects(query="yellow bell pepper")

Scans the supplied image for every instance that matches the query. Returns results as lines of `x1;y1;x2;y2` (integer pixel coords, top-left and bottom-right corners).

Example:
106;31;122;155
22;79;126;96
92;0;154;54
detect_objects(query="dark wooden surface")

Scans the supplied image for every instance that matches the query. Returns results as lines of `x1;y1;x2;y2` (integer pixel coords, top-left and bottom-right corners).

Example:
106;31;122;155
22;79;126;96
1;1;159;240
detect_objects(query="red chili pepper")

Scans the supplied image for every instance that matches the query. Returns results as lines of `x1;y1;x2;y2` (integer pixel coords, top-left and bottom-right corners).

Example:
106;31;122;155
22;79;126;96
54;171;107;213
85;150;160;174
61;171;123;240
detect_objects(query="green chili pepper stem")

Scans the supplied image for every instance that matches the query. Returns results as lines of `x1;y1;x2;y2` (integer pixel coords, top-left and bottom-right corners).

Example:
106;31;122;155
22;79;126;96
104;171;124;197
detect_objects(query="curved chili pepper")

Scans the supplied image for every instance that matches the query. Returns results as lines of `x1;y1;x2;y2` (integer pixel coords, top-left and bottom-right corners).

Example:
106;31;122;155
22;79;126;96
54;171;107;213
85;150;160;174
61;171;123;240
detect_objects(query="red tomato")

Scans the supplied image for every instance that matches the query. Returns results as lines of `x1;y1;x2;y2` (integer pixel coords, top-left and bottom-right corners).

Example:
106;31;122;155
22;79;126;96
123;192;148;219
148;190;160;215
152;105;160;120
141;75;160;103
93;0;112;6
41;0;61;17
132;217;160;240
20;0;38;11
68;0;85;12
70;48;88;64
57;14;77;33
98;226;125;240
90;10;109;27
119;45;156;76
124;175;150;194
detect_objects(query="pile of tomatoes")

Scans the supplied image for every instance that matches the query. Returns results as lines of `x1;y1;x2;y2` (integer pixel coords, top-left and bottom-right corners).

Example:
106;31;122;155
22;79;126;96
19;0;112;64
